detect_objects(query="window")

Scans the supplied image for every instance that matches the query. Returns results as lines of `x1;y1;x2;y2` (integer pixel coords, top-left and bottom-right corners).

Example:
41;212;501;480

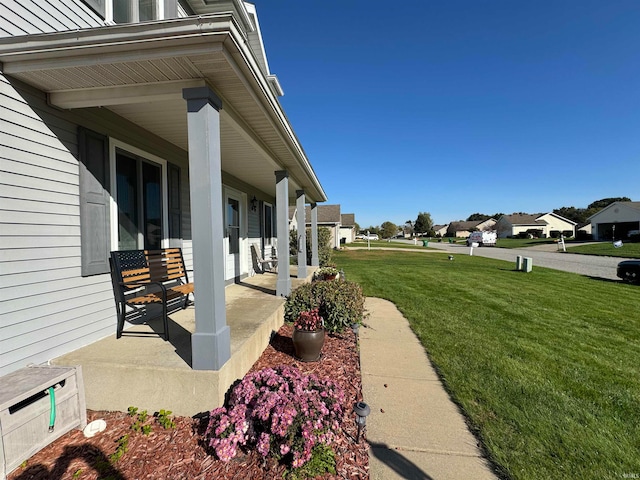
115;150;163;250
227;198;240;255
112;0;160;23
263;203;274;246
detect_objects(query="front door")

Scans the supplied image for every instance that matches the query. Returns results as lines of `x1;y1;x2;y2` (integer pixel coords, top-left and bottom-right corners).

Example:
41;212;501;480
225;190;245;281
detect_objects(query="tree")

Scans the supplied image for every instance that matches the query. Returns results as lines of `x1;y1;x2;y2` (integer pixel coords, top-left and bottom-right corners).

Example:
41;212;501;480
380;221;398;239
414;212;433;235
587;197;631;211
403;220;414;237
553;206;587;224
554;197;631;225
466;213;491;222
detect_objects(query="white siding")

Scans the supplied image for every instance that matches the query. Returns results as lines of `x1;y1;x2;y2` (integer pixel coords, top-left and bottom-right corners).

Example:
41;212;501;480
0;0;106;38
0;74;191;377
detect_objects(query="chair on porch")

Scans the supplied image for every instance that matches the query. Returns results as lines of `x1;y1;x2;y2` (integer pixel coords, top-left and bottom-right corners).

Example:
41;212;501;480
251;244;278;274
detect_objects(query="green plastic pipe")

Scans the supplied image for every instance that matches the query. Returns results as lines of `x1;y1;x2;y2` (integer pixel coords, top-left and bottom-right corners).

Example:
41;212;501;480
48;387;56;432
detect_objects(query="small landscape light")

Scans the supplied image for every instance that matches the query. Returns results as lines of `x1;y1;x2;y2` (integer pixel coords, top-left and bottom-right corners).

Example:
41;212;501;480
353;401;370;442
448;255;454;261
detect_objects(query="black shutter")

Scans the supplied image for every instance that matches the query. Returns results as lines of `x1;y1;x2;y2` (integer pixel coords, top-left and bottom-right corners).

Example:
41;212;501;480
168;162;182;248
79;127;110;276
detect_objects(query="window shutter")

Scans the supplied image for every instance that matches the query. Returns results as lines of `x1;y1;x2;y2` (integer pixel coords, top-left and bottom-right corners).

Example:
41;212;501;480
79;127;110;276
168;162;182;248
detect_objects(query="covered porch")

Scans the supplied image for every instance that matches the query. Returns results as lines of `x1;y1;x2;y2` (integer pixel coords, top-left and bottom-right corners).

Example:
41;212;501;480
0;8;327;385
52;267;316;417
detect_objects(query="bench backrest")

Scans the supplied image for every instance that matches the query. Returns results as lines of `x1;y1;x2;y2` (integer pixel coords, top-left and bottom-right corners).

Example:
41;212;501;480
110;248;189;299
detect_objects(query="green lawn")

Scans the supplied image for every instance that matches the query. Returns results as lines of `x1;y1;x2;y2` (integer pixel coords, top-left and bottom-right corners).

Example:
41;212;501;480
567;241;640;259
334;249;640;480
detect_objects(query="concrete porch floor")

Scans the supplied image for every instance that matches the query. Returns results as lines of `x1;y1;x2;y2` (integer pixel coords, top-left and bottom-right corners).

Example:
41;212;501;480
51;267;315;417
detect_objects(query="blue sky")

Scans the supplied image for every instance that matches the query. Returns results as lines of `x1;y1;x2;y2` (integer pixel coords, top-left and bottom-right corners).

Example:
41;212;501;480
253;1;640;227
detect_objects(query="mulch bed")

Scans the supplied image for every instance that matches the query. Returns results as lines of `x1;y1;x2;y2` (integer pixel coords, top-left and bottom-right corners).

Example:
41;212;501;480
7;324;369;480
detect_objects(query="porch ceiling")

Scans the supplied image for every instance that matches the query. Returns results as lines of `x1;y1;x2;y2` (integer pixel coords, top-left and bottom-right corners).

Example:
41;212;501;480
0;14;326;202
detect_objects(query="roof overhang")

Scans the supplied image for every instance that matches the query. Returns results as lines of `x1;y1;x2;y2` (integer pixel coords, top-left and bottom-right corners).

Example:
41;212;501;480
0;13;326;202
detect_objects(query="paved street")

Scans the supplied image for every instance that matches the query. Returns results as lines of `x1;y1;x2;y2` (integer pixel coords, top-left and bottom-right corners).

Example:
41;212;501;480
392;240;633;281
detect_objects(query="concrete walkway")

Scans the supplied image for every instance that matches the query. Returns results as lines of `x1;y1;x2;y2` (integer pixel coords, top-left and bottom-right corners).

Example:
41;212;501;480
360;297;497;480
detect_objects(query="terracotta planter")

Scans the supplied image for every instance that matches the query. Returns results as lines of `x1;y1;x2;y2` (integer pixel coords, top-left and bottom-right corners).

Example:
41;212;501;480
292;328;325;362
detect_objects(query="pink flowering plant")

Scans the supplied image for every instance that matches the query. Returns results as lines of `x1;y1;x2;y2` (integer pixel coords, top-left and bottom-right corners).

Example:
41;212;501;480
204;365;345;471
294;308;324;332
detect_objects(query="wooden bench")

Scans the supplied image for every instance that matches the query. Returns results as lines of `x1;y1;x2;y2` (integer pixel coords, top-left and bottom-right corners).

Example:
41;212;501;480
109;248;194;341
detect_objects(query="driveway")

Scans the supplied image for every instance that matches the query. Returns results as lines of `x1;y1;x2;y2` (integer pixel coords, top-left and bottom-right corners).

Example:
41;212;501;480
394;240;632;281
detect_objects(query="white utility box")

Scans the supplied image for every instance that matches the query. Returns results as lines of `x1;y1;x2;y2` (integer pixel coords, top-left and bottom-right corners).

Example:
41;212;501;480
0;365;87;479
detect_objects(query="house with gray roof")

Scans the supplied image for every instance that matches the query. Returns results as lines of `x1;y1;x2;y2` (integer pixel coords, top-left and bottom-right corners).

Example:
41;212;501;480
447;218;496;238
340;213;357;244
588;201;640;240
290;204;343;248
496;213;577;238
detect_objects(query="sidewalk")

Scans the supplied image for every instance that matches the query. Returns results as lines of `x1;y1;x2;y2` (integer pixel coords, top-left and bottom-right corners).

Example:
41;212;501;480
360;297;498;480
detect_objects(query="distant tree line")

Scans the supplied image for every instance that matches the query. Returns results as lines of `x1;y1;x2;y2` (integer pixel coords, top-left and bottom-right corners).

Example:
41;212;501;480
358;197;631;241
464;197;631;225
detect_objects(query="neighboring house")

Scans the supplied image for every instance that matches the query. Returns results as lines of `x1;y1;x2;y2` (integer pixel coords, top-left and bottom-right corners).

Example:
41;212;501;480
433;224;449;237
339;213;356;244
576;222;592;239
0;1;327;377
588;201;640;240
495;213;576;239
290;204;342;249
447;219;496;238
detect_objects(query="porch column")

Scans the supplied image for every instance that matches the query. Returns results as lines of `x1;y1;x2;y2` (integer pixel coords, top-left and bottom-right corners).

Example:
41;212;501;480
296;190;307;278
275;171;291;296
183;86;230;370
310;203;319;266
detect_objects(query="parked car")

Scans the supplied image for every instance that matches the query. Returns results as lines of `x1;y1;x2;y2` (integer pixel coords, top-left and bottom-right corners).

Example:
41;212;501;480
365;234;379;241
617;260;640;284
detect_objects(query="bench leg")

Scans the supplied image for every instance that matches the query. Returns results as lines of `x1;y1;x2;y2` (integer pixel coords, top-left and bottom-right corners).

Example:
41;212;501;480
116;302;126;339
161;294;170;342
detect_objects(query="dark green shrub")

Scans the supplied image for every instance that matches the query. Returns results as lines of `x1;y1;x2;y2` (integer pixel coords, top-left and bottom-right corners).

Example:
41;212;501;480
284;281;365;333
289;227;333;266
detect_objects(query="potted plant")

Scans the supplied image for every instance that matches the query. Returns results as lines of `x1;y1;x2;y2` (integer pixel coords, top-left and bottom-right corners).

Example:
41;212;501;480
284;281;366;334
292;308;325;362
317;265;339;281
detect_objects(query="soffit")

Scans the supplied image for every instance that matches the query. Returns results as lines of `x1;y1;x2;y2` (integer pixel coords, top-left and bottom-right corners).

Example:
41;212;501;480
0;14;326;202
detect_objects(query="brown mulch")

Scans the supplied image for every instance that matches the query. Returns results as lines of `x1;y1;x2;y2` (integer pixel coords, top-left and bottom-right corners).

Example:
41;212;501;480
8;325;369;480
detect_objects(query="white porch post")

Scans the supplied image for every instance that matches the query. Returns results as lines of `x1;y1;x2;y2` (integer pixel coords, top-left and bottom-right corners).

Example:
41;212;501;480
296;190;307;278
275;171;291;296
310;203;319;266
183;86;230;370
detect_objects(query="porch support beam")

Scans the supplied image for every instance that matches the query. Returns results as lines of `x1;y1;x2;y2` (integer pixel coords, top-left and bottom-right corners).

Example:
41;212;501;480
49;79;207;109
275;170;291;297
296;190;307;278
310;203;319;267
183;85;230;370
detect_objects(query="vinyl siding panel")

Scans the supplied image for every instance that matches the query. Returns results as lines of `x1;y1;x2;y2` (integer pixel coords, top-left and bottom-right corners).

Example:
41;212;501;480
0;74;191;377
0;0;105;38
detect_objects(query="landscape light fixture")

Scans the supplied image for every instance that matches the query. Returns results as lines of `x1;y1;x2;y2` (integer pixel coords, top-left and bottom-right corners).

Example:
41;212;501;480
353;401;370;442
250;196;258;212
